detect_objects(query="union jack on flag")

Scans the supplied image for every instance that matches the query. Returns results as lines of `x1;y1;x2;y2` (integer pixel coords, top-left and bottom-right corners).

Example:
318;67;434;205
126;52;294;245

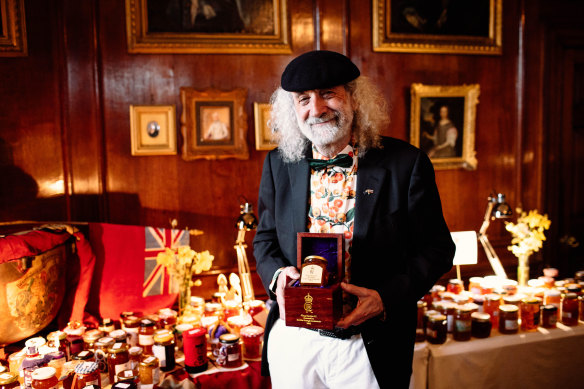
143;227;189;297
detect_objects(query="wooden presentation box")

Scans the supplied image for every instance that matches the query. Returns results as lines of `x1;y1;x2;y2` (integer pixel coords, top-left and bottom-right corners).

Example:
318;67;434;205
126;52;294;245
284;232;345;330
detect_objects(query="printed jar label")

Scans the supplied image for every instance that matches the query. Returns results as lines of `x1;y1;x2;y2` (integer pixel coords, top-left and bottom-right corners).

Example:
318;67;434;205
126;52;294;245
227;352;240;362
114;361;131;376
139;334;154;346
504;320;519;330
300;265;323;285
152;345;167;367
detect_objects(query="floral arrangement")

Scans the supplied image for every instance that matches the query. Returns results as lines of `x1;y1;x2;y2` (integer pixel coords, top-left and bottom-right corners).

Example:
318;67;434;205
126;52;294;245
157;246;214;315
505;209;551;258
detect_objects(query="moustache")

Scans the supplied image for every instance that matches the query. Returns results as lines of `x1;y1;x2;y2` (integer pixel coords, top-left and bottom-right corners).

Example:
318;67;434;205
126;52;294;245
305;112;339;126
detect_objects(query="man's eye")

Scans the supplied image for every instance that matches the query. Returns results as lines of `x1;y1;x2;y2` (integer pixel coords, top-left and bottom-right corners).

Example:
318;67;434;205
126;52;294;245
321;91;333;99
298;97;310;105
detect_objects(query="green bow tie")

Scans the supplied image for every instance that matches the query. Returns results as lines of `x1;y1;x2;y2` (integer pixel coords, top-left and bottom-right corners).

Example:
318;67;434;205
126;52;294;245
307;154;353;171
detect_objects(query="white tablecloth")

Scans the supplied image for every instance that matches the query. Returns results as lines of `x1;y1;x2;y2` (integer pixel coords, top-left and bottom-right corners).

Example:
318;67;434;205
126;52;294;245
411;322;584;389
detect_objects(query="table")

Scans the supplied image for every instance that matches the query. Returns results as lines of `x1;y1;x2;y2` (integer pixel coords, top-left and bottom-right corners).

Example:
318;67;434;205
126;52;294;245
410;322;584;389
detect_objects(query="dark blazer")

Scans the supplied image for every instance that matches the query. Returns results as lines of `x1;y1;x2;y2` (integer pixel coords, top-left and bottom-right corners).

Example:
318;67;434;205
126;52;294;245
253;136;455;389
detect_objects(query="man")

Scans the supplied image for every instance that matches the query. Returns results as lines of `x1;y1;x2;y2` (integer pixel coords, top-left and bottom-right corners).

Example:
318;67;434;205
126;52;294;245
253;50;455;388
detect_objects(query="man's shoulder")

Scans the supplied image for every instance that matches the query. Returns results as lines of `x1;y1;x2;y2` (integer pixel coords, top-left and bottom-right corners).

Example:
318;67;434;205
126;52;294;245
370;136;422;161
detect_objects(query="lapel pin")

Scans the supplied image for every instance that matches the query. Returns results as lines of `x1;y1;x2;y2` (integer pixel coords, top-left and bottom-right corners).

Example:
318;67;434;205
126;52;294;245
364;189;374;195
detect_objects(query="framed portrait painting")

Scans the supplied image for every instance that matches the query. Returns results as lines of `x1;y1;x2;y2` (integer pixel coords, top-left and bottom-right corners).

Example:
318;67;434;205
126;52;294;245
372;0;502;55
0;0;27;56
125;0;291;54
180;87;248;160
130;105;177;156
410;83;480;170
254;102;277;151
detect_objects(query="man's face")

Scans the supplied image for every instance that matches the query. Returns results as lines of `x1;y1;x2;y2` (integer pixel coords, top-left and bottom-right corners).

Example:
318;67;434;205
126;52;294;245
291;85;354;149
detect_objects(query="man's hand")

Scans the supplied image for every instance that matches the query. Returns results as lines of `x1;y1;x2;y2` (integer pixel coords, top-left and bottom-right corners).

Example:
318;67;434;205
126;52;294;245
336;282;385;328
275;266;300;321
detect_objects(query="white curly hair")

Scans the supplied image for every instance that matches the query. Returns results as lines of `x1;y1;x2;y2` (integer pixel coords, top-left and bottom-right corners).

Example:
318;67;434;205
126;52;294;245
268;76;390;162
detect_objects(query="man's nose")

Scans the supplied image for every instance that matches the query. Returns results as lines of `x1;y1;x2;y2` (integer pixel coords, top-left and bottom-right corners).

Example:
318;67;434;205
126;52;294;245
308;96;328;118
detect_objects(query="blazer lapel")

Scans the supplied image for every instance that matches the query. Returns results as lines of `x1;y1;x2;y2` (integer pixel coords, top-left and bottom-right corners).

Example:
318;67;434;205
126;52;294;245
354;155;387;242
288;149;311;234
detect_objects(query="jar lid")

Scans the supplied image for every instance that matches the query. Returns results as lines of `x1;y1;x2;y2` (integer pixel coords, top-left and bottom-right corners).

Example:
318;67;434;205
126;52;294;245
47;331;67;341
123;316;141;326
219;333;240;343
455;306;473;313
25;337;46;349
0;372;19;385
425;309;440;318
74;361;99;374
140;355;159;367
499;304;519;312
184;327;207;338
129;346;143;356
417;300;427;308
31;366;56;380
304;255;327;263
158;308;178;319
521;297;541;305
240;326;264;338
153;331;174;343
564;292;578;299
471;312;490;322
175;323;195;333
428;314;447;322
96;336;115;346
140;318;156;327
227;314;253;327
430;284;446;292
469;276;483;283
83;329;104;342
108;343;128;353
117;369;138;381
191;296;205;306
484;293;501;301
247;299;265;308
110;329;127;340
542;304;558;312
73;350;95;360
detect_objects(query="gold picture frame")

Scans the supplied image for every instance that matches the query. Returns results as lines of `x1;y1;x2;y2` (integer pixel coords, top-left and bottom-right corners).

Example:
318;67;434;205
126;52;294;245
130;105;177;156
125;0;291;54
180;87;248;160
0;0;27;57
373;0;502;55
410;83;480;170
254;102;277;151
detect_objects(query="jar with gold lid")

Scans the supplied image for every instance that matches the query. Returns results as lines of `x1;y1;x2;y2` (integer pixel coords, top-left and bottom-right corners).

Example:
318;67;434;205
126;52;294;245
98;318;115;334
425;314;447;344
31;366;58;389
541;304;558;328
561;292;579;326
72;350;94;362
471;312;491;338
217;334;242;368
109;330;127;345
453;306;472;341
498;304;519;334
138;355;160;389
483;294;501;328
47;331;70;360
300;255;329;287
0;371;21;389
138;319;157;355
116;369;139;385
520;297;541;331
82;330;104;352
107;343;130;385
152;330;175;372
122;316;141;348
415;300;427;342
128;347;143;371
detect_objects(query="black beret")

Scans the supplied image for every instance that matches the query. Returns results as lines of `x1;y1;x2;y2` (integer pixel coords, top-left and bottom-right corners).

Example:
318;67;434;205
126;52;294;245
281;50;360;92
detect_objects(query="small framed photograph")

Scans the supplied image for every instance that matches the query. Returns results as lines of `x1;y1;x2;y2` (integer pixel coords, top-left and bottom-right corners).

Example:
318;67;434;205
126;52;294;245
125;0;291;54
130;105;177;156
372;0;502;55
0;0;28;57
180;87;248;160
410;83;480;170
254;102;277;151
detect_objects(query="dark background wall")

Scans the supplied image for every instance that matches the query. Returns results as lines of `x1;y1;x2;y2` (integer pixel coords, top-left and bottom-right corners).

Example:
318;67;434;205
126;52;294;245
1;0;583;299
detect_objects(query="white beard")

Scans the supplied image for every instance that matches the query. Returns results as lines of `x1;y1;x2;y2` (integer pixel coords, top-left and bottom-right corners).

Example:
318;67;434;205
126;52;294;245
297;109;353;149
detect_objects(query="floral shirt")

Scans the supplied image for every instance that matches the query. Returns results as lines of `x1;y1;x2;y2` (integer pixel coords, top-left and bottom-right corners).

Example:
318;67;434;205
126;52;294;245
307;144;358;285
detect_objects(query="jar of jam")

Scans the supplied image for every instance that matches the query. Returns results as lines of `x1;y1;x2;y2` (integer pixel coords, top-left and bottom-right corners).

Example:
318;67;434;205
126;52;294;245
226;314;253;335
204;302;223;319
138;356;160;389
93;337;114;374
415;300;427;342
447;279;464;295
520;297;541;331
128;347;143;371
0;372;20;389
502;280;518;295
440;301;456;333
72;362;101;389
471;312;491;338
82;330;103;352
190;296;206;315
240;326;264;360
217;334;242;368
122;316;141;348
453;306;472;341
566;283;582;296
223;300;240;320
541;304;558;328
72;350;94;362
116;369;139;385
107;343;130;384
183;328;208;374
244;300;266;327
138;319;157;355
64;322;86;356
498;304;519;334
152;330;175;372
472;294;485;313
47;331;70;360
158;309;178;330
429;285;445;301
468;277;483;294
31;367;58;389
99;318;115;334
561;292;579;326
109;330;127;345
543;289;561;309
300;255;329;286
425;314;447;344
483;294;501;328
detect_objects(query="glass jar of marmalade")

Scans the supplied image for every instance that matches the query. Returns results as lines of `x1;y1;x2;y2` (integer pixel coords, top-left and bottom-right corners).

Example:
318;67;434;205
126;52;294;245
99;318;115;334
240;325;264;360
138;356;160;389
0;372;20;389
446;279;464;295
300;255;329;287
82;330;104;352
152;330;175;372
72;350;94;362
471;312;491;338
122;316;141;348
425;314;447;344
498;304;519;334
453;306;472;341
561;292;579;326
128;347;143;371
520;297;541;331
483;294;501;329
416;300;427;342
31;367;58;389
468;277;483;295
107;343;130;384
138;319;157;355
158;308;178;330
109;330;127;345
72;362;101;389
440;301;456;333
116;369;139;385
541;304;558;328
217;334;242;368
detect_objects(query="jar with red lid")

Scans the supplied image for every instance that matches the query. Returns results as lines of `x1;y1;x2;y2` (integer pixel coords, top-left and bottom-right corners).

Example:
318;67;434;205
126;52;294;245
0;372;20;389
520;297;541;331
138;356;160;389
541;304;558;328
72;362;101;389
425;314;447;345
561;292;579;326
415;300;427;342
240;326;264;360
217;334;242;368
107;343;130;384
47;331;70;360
31;367;58;389
453;306;472;341
447;279;464;295
498;304;519;334
471;312;491;338
183;328;208;374
152;330;175;372
138;319;157;355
